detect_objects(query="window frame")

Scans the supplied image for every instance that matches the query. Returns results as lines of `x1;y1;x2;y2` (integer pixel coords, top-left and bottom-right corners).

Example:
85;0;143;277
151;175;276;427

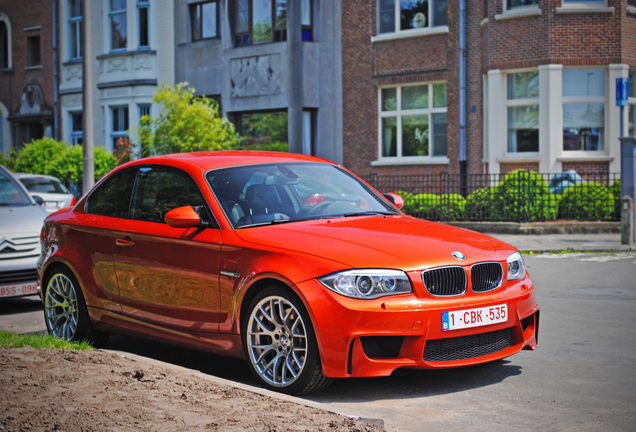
109;0;128;52
68;0;82;60
26;35;41;67
377;0;448;37
505;0;539;10
70;111;83;145
505;70;540;154
190;1;220;42
137;0;150;49
232;0;312;48
0;17;10;69
561;68;606;153
111;105;130;150
377;82;448;163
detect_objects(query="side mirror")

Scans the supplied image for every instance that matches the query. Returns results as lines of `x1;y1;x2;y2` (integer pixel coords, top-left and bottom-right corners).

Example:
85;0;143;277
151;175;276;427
383;193;404;210
164;206;201;228
31;194;44;206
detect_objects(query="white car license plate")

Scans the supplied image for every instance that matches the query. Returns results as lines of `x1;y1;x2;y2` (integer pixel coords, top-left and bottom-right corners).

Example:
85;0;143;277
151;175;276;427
442;304;508;331
0;282;39;298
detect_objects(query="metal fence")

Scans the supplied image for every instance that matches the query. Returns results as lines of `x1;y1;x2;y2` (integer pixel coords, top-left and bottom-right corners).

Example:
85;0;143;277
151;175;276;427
363;170;621;222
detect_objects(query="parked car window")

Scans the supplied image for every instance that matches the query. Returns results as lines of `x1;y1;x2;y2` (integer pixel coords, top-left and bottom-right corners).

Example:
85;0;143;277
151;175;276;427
85;167;137;218
19;177;70;194
129;166;206;223
0;169;32;206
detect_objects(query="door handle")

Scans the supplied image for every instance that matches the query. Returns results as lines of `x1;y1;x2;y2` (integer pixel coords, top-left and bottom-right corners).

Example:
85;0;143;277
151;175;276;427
115;238;135;247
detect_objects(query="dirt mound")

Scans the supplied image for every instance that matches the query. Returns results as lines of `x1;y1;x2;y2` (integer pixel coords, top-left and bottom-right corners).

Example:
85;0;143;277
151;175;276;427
0;347;383;431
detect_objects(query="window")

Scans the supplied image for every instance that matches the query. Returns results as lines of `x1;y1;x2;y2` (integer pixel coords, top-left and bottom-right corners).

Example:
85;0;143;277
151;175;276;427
27;35;41;67
130;167;205;223
379;83;447;159
378;0;447;35
190;1;219;41
232;0;311;47
630;0;636;6
506;0;539;10
301;0;313;41
110;0;127;51
138;0;149;48
86;167;137;218
138;103;151;119
69;0;82;59
562;69;605;152
237;111;288;152
0;20;8;69
506;71;539;153
111;106;129;150
70;112;83;144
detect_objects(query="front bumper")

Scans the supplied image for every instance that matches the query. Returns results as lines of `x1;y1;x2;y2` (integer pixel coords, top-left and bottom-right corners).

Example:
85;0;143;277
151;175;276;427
299;274;539;378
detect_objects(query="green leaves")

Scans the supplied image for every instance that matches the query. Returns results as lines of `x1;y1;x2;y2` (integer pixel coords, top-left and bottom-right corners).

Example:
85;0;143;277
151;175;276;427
141;83;239;155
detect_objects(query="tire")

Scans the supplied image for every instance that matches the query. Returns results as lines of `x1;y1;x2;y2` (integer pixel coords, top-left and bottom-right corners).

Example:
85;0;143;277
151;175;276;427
43;267;108;347
242;286;332;395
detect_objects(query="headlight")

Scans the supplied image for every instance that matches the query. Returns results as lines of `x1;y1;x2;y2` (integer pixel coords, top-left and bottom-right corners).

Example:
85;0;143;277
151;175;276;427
507;252;526;281
319;269;412;299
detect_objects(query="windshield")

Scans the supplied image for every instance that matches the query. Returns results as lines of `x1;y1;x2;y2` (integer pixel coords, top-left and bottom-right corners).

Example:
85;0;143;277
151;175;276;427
19;176;70;194
0;169;33;207
206;162;399;228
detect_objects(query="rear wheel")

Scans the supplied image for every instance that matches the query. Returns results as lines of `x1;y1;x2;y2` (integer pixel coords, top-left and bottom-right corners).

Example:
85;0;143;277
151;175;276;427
243;286;331;395
43;267;108;347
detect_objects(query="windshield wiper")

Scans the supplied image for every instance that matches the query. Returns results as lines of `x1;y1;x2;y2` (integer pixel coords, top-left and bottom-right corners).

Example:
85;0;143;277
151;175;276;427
343;211;395;218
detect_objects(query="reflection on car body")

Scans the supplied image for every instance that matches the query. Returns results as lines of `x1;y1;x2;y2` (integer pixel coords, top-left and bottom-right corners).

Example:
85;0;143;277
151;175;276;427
38;151;539;394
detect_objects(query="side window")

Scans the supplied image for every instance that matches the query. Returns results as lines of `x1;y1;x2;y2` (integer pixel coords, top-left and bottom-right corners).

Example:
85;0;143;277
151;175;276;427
85;168;137;218
130;166;205;223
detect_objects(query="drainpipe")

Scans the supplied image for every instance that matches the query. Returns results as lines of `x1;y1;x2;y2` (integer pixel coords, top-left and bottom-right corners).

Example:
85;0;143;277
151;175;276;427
459;0;467;196
53;0;59;139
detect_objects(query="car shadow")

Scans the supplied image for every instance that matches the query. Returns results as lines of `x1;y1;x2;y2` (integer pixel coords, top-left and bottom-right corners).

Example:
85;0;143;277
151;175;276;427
0;296;43;316
307;361;522;403
103;333;522;401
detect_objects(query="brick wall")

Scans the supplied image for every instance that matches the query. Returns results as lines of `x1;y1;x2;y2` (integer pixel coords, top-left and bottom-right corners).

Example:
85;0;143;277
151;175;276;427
500;162;540;175
0;0;55;148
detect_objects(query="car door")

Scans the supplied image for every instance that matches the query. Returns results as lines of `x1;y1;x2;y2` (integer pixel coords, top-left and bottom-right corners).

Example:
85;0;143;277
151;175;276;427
112;166;223;333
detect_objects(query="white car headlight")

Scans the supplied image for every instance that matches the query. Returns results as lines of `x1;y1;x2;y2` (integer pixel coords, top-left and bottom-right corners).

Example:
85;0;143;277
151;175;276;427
319;269;413;299
507;252;527;281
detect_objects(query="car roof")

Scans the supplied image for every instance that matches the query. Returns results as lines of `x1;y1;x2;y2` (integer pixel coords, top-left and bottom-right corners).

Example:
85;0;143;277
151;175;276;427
14;172;61;181
119;151;337;172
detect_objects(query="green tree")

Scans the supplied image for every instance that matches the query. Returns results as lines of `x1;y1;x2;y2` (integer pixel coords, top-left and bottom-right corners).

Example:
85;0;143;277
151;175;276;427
142;83;239;155
14;138;67;174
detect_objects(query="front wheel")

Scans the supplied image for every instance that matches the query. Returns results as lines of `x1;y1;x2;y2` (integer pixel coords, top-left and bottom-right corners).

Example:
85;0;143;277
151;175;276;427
43;267;108;347
243;287;331;395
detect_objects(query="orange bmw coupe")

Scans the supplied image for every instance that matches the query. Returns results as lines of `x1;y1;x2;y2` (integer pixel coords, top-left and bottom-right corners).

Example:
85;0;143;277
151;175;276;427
38;151;539;394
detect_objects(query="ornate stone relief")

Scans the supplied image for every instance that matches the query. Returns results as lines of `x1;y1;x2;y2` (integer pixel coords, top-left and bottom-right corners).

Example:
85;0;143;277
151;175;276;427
230;55;281;98
107;57;128;72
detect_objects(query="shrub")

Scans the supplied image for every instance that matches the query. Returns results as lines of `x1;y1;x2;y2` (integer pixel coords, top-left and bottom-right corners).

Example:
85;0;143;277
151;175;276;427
15;138;67;175
0;147;18;171
558;183;615;220
465;187;496;220
494;169;554;221
50;145;117;196
437;193;466;221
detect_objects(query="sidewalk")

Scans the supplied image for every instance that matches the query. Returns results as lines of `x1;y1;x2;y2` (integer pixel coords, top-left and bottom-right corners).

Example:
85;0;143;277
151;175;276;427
490;232;633;253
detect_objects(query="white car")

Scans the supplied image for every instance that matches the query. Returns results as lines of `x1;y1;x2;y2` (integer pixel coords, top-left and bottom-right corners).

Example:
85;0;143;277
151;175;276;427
14;173;76;214
0;166;47;299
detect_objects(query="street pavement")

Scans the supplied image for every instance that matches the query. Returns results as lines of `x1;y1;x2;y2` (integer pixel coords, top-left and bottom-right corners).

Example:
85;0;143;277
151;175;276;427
491;232;634;253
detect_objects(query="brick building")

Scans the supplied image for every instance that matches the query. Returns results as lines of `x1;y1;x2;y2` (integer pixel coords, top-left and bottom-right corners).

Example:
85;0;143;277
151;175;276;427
342;0;636;179
0;0;56;154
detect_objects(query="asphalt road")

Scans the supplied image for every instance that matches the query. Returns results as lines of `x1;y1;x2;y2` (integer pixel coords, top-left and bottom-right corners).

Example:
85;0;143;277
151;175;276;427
2;252;635;431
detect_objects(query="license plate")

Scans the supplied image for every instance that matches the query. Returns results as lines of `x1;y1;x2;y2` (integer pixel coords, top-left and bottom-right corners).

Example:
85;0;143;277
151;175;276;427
442;304;508;331
0;282;39;298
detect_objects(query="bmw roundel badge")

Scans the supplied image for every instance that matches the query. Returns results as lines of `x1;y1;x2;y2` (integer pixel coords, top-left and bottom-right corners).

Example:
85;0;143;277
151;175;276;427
452;251;466;260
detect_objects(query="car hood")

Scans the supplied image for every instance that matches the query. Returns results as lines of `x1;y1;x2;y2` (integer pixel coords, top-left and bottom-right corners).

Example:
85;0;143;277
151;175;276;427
0;205;47;236
234;215;517;271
